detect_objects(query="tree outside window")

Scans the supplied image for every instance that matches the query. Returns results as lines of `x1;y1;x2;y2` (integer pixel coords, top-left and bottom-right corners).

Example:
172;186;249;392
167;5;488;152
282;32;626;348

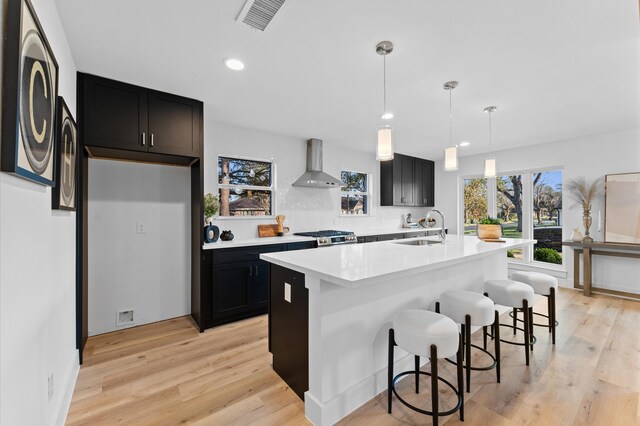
341;171;369;215
218;157;273;217
463;178;487;235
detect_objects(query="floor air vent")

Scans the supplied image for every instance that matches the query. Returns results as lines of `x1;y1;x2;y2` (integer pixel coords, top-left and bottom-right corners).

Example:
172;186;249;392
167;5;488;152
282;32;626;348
237;0;288;31
116;309;134;327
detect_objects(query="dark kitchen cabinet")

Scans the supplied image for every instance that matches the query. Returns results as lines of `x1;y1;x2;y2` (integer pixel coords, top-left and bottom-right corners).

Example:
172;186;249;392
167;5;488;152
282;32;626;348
269;264;309;400
203;241;316;329
80;73;201;158
380;153;435;207
414;158;435;207
212;261;253;318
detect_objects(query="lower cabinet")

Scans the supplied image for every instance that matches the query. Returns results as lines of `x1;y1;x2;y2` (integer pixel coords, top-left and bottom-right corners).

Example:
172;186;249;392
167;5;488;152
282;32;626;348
203;241;315;329
211;261;257;319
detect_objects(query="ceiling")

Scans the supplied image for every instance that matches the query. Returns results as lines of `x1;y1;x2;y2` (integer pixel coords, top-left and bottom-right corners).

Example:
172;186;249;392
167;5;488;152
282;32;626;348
54;0;640;160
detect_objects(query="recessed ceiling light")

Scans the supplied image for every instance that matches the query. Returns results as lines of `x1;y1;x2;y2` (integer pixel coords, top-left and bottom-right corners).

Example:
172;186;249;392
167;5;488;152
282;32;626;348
381;112;394;120
458;141;470;147
224;58;245;71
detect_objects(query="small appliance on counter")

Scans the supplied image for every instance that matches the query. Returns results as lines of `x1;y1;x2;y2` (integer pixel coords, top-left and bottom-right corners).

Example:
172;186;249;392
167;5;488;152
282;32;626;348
293;230;357;247
220;230;234;241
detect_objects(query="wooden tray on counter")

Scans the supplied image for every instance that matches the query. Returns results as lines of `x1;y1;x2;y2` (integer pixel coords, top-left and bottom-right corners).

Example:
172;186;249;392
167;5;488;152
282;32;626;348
258;225;290;238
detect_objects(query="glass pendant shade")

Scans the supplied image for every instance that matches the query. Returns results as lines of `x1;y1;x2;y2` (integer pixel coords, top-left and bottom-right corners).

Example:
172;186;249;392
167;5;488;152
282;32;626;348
376;127;394;161
444;146;458;171
484;158;497;178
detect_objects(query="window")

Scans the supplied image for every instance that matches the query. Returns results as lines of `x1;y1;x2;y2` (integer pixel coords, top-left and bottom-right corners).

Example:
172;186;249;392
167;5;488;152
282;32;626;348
340;171;369;215
463;178;488;235
218;156;274;217
496;175;523;259
460;168;564;266
532;170;563;265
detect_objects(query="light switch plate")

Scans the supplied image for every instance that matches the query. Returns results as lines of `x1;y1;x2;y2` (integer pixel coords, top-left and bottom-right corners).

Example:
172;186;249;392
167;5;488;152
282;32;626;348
284;283;291;303
136;222;146;234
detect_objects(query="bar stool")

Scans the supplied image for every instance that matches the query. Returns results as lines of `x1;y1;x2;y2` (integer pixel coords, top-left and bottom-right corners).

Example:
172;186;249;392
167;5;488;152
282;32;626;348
511;271;559;344
436;290;500;392
484;279;536;365
388;310;464;425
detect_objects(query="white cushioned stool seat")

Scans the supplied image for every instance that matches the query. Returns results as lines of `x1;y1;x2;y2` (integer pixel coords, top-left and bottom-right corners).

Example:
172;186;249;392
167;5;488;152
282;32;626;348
484;279;535;307
439;290;494;326
393;310;459;358
511;271;558;296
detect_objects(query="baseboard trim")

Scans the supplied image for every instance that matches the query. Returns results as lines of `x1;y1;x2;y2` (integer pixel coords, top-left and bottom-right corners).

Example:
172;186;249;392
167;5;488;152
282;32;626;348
55;349;80;426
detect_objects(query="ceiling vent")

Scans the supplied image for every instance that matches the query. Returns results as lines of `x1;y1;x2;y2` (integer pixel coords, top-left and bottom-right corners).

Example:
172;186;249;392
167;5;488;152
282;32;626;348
236;0;288;31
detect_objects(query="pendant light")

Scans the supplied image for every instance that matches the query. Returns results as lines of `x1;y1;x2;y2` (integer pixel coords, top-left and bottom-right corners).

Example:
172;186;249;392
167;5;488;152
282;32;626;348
483;106;498;178
443;81;459;171
376;41;394;161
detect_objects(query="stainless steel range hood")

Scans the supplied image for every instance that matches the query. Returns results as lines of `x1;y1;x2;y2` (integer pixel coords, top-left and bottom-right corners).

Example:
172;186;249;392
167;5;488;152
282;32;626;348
292;139;343;188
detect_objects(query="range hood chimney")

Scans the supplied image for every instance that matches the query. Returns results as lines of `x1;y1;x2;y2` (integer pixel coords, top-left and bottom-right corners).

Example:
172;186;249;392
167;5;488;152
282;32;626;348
292;139;343;188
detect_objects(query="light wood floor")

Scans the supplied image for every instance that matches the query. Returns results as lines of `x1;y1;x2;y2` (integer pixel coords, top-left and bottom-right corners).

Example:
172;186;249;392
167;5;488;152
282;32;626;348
66;288;640;425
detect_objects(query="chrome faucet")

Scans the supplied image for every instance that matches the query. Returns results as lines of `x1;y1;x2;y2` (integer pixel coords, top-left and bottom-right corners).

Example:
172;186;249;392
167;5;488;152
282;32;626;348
426;209;446;242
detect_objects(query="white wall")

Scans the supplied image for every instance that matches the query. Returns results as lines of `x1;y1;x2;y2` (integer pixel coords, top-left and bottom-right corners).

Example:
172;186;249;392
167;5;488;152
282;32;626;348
204;122;433;239
0;0;79;424
435;128;640;293
87;159;191;335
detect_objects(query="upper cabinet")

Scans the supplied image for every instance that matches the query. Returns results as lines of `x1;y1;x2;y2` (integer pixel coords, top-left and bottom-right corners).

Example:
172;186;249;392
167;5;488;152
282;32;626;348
380;153;435;207
80;73;202;158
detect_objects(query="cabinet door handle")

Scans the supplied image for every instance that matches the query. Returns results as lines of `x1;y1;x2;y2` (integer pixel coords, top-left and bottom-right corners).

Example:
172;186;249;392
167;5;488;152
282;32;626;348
150;133;154;147
248;266;253;277
253;265;258;276
141;132;146;146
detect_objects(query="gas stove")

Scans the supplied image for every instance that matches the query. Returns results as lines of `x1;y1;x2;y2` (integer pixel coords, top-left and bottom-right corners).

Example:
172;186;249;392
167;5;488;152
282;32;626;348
294;230;357;247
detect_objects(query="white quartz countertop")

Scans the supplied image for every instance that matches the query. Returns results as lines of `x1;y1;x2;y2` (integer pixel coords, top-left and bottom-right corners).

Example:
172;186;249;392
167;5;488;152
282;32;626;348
202;235;316;250
202;227;441;250
261;235;535;288
355;227;443;237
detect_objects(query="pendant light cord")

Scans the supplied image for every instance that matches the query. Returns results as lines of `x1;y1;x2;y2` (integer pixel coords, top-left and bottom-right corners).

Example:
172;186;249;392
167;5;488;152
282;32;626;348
383;54;387;115
449;88;453;148
488;110;493;156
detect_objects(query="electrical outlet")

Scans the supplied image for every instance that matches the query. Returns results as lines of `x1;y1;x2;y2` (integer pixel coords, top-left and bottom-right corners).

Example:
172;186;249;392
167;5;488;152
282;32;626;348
136;222;146;234
47;373;54;401
284;283;291;303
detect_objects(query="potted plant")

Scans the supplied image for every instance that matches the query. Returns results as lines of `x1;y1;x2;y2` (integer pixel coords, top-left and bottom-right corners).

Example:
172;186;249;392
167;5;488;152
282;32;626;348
204;193;220;225
477;217;502;240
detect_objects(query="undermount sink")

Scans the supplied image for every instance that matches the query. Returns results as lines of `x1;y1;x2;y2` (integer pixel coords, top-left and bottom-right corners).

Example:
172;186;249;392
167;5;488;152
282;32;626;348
392;239;443;246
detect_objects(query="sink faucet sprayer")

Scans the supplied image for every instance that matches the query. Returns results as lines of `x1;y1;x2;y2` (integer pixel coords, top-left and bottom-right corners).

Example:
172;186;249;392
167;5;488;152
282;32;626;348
426;209;446;242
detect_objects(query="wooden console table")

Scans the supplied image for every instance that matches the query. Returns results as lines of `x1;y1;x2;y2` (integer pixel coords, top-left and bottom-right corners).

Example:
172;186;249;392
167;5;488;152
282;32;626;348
562;240;640;299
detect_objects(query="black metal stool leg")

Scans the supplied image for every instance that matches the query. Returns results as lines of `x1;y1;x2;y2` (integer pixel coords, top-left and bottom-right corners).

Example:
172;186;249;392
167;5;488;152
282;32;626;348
547;294;552;334
414;355;420;394
529;307;535;351
483;325;488;350
465;314;471;393
430;344;438;426
513;307;517;335
523;300;530;365
388;328;394;413
457;333;464;421
494;310;501;383
551;287;557;344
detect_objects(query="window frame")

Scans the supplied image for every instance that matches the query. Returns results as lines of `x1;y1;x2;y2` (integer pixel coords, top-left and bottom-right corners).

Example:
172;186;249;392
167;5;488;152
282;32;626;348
216;154;276;220
339;170;372;217
459;165;564;268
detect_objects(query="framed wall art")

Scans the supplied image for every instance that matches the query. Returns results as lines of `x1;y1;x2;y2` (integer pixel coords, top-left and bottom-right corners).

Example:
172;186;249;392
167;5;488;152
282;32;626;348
1;0;59;186
605;172;640;244
51;97;77;210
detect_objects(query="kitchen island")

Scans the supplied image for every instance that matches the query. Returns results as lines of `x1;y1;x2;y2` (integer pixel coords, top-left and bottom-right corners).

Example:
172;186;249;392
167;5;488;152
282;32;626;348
261;234;535;426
